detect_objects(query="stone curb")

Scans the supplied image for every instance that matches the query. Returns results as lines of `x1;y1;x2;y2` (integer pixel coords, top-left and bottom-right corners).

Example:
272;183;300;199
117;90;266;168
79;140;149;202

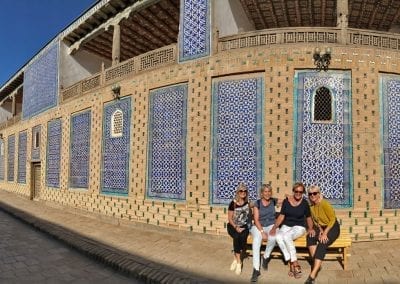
0;201;215;284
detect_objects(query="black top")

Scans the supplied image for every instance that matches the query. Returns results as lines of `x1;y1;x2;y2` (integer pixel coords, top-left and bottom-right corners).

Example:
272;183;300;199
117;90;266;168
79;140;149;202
280;198;311;228
228;200;250;228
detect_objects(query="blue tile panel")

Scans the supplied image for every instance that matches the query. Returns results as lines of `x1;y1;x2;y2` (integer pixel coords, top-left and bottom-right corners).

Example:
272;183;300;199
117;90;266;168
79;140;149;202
211;76;264;204
0;140;5;180
294;71;352;207
101;98;131;195
147;84;188;200
381;75;400;208
22;42;58;120
46;119;62;188
31;125;41;161
70;110;91;188
17;131;27;184
179;0;210;62
7;135;15;182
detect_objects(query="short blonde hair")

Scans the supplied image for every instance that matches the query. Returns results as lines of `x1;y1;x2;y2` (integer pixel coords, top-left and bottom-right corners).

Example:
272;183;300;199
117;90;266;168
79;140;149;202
308;185;321;194
259;184;272;195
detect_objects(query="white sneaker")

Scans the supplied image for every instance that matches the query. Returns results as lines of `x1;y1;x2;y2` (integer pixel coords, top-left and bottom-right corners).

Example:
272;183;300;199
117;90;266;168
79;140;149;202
230;260;237;271
235;262;242;275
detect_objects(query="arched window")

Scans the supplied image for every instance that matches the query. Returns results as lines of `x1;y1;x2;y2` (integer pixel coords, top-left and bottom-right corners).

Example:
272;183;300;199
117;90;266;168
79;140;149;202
111;109;123;138
313;86;332;122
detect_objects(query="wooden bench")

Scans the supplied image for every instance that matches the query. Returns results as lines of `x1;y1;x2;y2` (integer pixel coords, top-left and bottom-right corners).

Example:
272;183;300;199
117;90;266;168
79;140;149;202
246;229;352;270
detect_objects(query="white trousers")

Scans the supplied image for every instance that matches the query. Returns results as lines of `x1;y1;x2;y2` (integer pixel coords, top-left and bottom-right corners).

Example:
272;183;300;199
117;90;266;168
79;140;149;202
250;224;277;270
275;224;306;262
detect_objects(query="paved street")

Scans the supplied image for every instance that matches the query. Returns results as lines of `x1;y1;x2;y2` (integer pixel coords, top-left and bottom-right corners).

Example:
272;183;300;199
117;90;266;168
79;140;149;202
0;210;141;283
1;190;400;283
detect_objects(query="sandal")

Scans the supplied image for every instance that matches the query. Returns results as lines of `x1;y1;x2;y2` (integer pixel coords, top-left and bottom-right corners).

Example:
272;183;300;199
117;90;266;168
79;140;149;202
288;263;294;277
293;264;302;279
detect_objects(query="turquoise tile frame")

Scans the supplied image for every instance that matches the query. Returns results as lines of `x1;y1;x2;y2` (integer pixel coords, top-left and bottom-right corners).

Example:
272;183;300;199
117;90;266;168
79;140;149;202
101;97;131;196
211;74;264;204
178;0;211;62
293;70;353;207
147;83;188;200
380;74;400;209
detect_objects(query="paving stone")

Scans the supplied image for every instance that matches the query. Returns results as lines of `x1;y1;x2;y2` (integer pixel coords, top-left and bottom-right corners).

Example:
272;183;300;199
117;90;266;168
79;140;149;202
1;190;400;283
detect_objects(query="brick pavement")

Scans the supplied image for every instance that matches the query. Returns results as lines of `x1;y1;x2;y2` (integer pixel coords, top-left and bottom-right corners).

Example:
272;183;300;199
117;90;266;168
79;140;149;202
0;210;139;283
0;190;399;283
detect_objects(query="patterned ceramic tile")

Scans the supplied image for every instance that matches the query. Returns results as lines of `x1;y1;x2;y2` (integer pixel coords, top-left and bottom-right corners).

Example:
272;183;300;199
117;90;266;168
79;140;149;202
17;131;27;184
179;0;210;62
147;84;188;200
381;74;400;208
22;42;58;119
7;135;15;182
294;71;352;207
46;119;62;188
101;98;131;195
211;75;264;204
0;139;4;180
70;110;91;188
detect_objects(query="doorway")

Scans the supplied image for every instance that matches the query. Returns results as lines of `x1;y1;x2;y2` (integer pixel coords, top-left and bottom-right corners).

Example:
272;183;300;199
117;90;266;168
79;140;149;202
31;162;41;200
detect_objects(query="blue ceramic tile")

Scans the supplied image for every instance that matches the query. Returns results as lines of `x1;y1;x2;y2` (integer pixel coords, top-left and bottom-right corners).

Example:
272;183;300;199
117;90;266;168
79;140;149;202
17;131;27;183
22;42;58;119
147;84;187;200
211;76;263;204
70;110;91;188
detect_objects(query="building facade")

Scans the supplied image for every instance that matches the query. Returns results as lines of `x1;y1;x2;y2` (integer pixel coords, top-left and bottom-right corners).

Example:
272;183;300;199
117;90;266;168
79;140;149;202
0;0;400;241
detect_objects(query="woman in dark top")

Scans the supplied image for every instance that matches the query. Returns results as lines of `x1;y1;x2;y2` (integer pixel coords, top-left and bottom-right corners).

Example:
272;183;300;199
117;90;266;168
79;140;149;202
227;183;250;275
270;182;314;279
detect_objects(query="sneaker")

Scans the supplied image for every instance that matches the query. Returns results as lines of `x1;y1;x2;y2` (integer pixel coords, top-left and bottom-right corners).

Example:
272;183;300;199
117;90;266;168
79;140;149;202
235;262;242;275
304;276;315;284
250;268;260;282
230;260;237;271
262;256;271;270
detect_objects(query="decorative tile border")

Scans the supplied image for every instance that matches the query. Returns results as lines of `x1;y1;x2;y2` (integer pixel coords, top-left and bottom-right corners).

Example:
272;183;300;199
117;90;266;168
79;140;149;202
101;97;131;195
17;130;27;184
147;83;188;200
7;135;15;182
380;74;400;208
46;119;62;188
0;139;4;180
294;71;352;207
22;42;58;120
211;74;264;204
179;0;211;62
69;110;91;188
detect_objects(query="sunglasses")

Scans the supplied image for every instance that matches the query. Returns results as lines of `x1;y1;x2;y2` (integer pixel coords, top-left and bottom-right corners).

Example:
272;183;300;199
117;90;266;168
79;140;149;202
294;190;304;194
308;192;319;196
239;190;247;193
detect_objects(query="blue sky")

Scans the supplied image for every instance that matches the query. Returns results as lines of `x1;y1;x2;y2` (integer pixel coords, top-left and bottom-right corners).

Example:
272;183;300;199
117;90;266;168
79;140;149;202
0;0;97;86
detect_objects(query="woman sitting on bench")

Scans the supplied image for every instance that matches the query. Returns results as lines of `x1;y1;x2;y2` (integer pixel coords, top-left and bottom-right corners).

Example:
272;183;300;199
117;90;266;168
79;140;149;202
270;182;314;279
305;185;340;284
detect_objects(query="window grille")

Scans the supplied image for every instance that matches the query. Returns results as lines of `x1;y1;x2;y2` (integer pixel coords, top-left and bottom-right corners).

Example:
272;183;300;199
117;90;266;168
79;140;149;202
111;109;123;138
313;86;332;122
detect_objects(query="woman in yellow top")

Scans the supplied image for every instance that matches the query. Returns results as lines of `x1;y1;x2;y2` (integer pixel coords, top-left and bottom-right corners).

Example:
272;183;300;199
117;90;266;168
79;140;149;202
305;185;340;284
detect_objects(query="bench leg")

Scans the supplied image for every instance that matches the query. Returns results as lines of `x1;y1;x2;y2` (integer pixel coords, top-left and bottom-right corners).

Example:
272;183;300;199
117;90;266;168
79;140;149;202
343;247;347;270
